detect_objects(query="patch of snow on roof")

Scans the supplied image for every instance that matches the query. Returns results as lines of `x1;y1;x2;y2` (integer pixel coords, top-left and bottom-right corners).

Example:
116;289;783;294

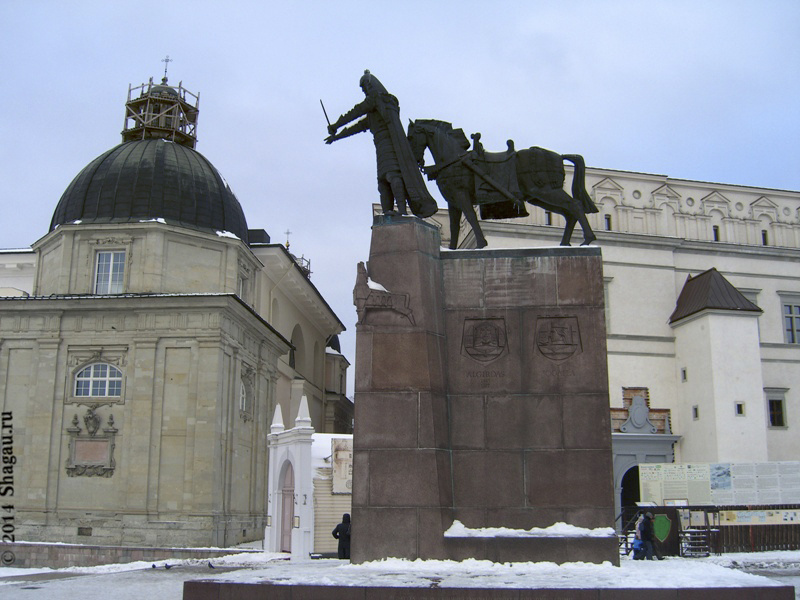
216;230;240;239
139;218;167;224
445;520;616;538
367;278;388;292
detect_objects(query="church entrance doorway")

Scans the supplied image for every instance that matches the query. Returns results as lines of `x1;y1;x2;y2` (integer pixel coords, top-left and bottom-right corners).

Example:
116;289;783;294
620;465;640;515
280;462;294;552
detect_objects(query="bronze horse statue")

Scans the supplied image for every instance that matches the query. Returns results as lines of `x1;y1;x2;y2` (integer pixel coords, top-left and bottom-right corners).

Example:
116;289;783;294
407;119;598;249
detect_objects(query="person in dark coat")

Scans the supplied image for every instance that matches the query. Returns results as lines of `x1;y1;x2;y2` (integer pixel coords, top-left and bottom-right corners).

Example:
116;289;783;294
638;512;655;560
332;513;351;559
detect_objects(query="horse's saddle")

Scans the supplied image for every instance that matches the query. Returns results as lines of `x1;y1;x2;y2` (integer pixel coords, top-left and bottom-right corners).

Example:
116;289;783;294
470;150;521;205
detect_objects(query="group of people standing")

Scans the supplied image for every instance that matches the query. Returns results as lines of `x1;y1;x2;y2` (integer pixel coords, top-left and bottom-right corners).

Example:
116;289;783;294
632;511;659;560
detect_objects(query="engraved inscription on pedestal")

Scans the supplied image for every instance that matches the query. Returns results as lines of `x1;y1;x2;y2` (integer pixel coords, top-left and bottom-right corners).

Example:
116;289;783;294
462;318;507;363
535;316;582;362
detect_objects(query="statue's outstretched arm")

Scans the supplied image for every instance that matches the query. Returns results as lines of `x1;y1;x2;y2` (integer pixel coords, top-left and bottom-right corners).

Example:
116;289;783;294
325;117;369;144
329;97;374;133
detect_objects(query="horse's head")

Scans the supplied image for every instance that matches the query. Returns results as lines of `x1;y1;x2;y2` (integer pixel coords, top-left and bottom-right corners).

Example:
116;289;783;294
407;120;429;167
408;119;469;167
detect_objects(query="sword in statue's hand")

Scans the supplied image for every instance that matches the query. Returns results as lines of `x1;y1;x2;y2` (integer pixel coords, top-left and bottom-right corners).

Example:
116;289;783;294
321;99;337;143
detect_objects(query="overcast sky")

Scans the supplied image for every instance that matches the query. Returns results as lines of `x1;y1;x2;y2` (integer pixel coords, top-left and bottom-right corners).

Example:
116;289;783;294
2;1;798;394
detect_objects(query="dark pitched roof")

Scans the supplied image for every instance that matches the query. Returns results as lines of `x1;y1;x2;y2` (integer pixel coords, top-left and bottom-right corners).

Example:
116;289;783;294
669;268;762;324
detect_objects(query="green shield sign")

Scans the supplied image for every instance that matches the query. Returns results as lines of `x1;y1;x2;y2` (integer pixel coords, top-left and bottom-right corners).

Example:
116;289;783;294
654;514;672;542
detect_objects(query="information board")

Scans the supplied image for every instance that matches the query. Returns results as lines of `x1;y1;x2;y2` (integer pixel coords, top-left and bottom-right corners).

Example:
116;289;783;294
639;461;800;506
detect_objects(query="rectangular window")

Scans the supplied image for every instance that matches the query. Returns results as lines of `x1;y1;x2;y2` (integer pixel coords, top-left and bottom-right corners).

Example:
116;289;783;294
735;402;745;416
681;368;687;382
768;399;785;427
95;251;125;294
692;405;699;420
785;304;800;344
765;388;788;429
604;214;612;231
712;225;720;241
761;230;769;246
545;211;553;226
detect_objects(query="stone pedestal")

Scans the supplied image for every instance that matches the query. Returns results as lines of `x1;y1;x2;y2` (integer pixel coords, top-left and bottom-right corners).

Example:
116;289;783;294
352;216;617;565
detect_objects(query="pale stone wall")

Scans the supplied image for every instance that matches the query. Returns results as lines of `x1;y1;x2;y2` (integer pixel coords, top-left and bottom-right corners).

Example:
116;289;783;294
0;220;348;548
0;249;35;296
1;259;289;547
250;244;345;432
673;311;767;463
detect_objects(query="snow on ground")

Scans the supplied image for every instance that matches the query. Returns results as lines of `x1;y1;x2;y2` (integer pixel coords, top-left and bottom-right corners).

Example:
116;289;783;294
0;548;797;599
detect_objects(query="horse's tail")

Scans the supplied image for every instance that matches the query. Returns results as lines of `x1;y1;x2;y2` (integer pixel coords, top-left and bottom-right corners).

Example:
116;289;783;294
562;154;599;214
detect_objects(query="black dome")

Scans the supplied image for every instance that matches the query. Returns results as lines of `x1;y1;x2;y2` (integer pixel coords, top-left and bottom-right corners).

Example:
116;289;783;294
50;139;249;243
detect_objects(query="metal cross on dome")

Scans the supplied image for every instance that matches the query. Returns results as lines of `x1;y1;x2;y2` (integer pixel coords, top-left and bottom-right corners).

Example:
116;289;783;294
161;55;173;79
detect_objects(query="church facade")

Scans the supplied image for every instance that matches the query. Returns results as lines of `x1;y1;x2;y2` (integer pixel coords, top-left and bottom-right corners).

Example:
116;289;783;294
0;76;351;547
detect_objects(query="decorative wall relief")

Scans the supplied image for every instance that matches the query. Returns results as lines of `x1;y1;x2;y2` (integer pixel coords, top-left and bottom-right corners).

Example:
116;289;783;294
619;395;658;434
461;318;507;363
535;316;582;361
65;405;117;477
240;364;255;422
353;262;415;326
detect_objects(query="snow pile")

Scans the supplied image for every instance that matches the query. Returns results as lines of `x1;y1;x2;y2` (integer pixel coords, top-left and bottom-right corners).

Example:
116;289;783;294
366;278;387;292
445;520;616;538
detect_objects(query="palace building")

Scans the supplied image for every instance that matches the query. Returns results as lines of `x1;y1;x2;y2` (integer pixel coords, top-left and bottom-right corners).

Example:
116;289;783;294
0;75;352;547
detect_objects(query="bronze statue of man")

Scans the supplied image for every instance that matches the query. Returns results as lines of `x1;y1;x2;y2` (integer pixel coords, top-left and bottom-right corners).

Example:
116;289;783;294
325;70;438;219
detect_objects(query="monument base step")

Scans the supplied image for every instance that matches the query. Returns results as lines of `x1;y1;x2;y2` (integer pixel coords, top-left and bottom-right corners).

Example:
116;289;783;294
444;535;620;566
184;580;794;599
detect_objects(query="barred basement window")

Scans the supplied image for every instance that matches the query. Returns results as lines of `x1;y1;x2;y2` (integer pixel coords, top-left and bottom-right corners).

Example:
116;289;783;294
75;363;123;397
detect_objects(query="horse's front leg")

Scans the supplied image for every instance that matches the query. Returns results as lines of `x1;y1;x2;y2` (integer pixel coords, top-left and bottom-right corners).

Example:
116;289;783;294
449;205;462;250
577;213;597;246
560;215;577;246
460;197;487;249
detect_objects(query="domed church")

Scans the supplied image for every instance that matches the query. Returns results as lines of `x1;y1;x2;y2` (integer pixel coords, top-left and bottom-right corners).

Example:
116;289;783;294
0;75;352;547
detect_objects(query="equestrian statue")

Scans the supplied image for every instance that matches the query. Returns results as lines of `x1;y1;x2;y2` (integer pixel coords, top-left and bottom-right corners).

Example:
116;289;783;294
407;119;598;249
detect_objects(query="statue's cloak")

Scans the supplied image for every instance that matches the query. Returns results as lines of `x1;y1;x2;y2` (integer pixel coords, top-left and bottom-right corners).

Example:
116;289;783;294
374;93;438;219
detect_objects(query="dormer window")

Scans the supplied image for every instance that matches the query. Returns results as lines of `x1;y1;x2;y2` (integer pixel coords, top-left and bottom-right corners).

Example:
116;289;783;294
95;251;125;294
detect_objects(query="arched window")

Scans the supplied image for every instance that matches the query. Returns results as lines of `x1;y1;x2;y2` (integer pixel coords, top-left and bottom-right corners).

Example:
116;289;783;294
75;363;123;397
240;381;248;412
